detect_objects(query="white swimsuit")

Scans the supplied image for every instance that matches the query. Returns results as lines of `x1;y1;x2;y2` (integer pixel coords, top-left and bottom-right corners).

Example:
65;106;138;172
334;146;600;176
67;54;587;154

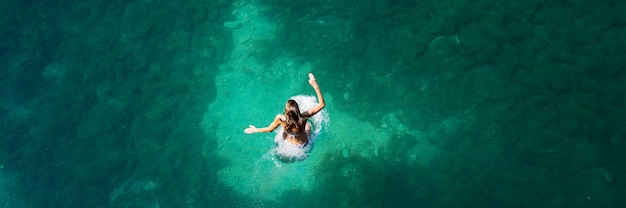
283;130;309;148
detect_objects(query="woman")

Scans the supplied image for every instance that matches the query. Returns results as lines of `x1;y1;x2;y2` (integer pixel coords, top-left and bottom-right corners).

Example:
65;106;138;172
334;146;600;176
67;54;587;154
244;73;325;148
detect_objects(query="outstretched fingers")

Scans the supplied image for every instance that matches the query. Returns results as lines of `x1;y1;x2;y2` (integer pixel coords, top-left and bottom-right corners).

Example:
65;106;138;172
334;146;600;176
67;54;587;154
308;73;319;87
244;125;256;134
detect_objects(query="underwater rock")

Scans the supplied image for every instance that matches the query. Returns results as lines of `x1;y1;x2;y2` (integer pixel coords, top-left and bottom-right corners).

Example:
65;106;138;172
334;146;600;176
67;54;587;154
43;61;66;83
342;148;350;158
109;179;159;207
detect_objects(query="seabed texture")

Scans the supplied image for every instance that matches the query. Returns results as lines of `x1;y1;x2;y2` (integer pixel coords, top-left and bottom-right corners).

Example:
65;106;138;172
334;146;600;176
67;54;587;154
1;0;625;207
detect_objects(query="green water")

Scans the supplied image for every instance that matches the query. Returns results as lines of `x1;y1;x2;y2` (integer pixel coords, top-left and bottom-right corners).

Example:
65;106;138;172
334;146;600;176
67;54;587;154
1;0;625;207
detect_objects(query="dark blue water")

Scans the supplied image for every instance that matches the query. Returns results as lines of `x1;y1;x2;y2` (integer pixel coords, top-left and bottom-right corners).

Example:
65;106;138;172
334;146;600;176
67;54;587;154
1;0;624;207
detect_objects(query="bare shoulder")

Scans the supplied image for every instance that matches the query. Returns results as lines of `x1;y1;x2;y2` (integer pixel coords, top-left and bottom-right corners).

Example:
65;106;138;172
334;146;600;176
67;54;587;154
275;114;286;121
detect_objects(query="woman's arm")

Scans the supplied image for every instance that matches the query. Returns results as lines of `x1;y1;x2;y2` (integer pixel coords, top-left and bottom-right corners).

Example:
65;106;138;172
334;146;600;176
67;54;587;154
306;73;325;116
244;114;282;134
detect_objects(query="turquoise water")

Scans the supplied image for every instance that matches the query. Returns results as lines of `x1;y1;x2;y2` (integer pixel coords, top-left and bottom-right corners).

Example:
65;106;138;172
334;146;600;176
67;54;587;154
1;0;625;207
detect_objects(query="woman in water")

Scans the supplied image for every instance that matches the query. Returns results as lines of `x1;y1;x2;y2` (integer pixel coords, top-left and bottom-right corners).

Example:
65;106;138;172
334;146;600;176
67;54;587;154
244;73;325;148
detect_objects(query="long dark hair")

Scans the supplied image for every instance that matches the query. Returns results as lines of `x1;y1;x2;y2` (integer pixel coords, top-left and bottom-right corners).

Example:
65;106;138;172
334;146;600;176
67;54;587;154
284;99;306;132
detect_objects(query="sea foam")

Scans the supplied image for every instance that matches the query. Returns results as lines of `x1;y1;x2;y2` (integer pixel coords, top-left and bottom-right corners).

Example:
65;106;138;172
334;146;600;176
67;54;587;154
271;95;329;162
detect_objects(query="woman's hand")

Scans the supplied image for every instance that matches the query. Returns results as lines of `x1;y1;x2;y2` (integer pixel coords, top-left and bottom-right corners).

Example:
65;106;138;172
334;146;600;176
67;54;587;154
308;73;319;89
305;73;325;116
244;125;257;134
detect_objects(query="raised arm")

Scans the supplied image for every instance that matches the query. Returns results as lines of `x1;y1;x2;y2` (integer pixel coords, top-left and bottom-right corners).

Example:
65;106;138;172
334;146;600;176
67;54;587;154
306;73;325;116
244;114;282;134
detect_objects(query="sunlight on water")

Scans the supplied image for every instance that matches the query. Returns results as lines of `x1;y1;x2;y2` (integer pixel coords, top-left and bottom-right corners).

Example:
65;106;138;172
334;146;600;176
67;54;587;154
203;0;318;200
201;1;393;200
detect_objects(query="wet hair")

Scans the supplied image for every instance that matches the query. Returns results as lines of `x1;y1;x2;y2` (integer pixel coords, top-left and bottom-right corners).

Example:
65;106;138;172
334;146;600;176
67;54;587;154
284;99;306;132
